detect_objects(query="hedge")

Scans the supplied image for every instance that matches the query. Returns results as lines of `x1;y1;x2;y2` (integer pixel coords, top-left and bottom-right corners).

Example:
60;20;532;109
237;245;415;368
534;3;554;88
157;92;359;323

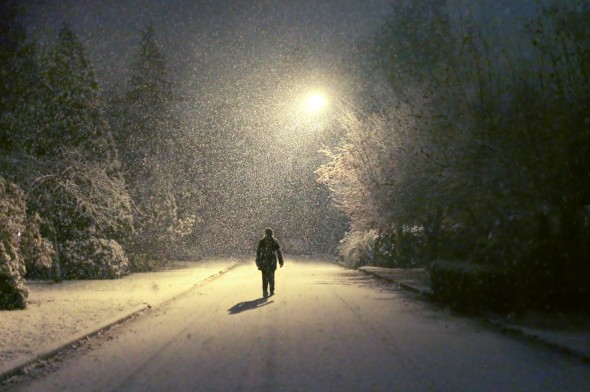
430;261;517;313
430;260;590;313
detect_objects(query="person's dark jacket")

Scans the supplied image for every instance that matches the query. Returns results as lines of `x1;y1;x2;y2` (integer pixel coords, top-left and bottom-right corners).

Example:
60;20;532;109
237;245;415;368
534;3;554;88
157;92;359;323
256;236;284;271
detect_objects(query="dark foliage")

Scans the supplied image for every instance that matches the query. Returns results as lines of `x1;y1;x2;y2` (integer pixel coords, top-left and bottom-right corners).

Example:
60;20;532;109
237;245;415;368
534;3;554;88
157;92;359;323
322;0;590;311
431;259;590;313
430;261;517;314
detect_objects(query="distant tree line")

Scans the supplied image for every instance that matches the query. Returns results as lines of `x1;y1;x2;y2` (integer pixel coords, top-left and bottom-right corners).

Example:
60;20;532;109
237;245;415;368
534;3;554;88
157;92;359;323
0;3;199;309
318;0;590;311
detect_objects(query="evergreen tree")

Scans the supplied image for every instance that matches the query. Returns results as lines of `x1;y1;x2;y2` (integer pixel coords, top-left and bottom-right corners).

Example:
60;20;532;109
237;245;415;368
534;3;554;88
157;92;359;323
0;2;56;287
33;24;117;162
111;24;196;266
26;24;132;279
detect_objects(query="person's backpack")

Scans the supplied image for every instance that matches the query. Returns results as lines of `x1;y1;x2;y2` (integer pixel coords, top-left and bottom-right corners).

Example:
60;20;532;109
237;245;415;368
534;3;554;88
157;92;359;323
258;238;276;269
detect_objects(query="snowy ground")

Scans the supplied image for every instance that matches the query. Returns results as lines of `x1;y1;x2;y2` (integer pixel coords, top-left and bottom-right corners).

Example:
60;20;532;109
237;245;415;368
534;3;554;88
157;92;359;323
0;260;238;368
6;261;590;392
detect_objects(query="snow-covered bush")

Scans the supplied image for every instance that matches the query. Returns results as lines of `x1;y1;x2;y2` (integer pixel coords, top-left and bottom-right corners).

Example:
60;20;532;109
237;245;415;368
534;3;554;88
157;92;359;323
128;253;164;272
60;237;129;279
338;230;378;269
0;177;28;310
21;213;55;279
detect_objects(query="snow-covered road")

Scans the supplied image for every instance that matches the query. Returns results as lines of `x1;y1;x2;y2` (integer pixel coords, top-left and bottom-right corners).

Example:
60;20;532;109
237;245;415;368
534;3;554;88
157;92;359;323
11;260;590;391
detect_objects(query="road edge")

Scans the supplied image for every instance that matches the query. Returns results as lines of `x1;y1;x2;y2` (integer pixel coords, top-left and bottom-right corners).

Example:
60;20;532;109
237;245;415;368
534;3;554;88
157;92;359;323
358;266;434;298
358;266;590;362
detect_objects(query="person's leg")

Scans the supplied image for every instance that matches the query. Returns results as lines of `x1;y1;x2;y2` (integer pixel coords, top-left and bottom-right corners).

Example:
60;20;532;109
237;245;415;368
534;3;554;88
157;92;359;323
261;270;269;297
269;270;275;295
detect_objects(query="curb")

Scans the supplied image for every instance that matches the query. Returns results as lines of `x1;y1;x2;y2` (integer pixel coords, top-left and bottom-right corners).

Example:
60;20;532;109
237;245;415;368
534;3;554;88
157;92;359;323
484;319;590;362
398;282;433;298
0;263;239;383
359;267;433;298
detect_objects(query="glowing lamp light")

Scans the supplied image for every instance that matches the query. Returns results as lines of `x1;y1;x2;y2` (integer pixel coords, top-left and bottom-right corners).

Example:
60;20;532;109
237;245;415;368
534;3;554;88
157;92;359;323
306;94;326;112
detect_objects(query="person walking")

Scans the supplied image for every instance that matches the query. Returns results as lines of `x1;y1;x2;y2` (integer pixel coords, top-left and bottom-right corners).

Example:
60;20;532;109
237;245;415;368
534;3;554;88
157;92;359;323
256;228;284;298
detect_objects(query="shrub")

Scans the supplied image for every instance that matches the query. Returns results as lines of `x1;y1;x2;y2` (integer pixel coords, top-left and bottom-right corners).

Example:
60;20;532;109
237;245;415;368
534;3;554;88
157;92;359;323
373;227;429;268
338;230;378;269
21;213;55;279
128;253;166;272
514;240;590;312
430;261;517;313
431;258;590;313
0;177;28;310
60;237;129;279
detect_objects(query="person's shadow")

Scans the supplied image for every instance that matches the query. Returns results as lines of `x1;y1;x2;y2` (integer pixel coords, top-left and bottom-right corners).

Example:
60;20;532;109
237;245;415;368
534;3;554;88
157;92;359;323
228;297;273;315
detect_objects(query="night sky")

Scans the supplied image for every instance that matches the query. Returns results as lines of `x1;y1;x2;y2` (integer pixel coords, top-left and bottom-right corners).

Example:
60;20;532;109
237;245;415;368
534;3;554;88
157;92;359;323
19;0;392;96
15;0;542;115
